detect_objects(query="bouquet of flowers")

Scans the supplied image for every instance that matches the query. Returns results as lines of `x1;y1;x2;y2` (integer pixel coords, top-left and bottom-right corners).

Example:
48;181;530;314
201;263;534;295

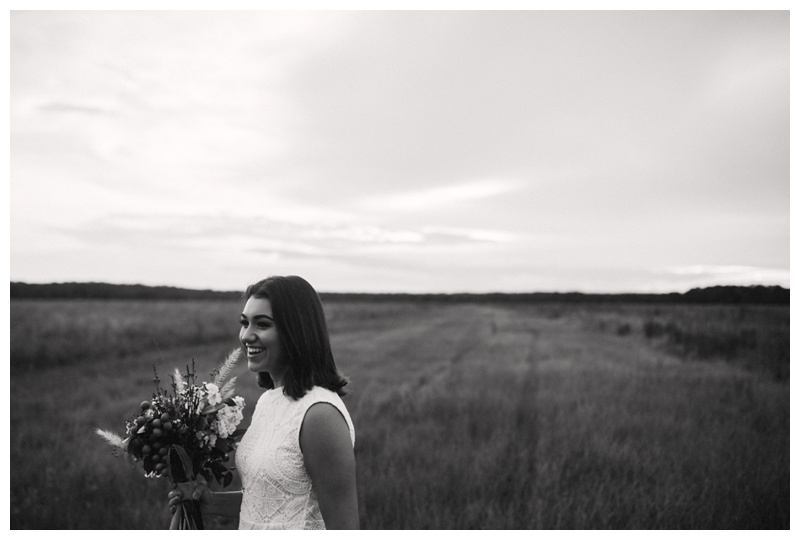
96;348;246;529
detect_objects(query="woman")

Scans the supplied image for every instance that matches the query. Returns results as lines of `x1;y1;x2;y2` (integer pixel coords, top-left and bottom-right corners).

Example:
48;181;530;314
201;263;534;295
168;275;359;529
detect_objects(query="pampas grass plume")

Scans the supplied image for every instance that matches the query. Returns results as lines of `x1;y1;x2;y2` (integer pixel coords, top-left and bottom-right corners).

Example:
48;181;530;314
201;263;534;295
173;367;187;393
220;377;238;400
95;428;128;456
213;347;242;387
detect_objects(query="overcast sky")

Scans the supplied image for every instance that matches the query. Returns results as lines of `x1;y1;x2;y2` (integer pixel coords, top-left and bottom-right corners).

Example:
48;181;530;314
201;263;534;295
10;10;789;293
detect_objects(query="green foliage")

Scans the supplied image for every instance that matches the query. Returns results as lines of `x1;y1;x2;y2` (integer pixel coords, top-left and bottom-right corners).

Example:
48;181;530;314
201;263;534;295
10;300;789;529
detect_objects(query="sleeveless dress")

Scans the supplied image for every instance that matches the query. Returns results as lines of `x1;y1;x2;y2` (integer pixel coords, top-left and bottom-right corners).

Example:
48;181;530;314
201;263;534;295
235;386;355;530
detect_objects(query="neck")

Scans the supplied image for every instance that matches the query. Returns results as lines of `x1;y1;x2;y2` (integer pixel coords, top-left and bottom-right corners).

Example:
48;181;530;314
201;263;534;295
270;371;286;389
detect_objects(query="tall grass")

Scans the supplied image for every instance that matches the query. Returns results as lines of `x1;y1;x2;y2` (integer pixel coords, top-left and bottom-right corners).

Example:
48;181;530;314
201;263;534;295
639;305;789;381
10;300;789;529
10;300;240;372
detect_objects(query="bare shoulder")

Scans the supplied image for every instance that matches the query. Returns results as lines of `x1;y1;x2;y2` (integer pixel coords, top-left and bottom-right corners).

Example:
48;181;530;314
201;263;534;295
299;401;359;529
300;401;351;453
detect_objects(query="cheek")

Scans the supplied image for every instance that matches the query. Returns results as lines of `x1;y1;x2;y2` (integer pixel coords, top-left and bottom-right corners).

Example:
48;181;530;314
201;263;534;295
265;329;279;347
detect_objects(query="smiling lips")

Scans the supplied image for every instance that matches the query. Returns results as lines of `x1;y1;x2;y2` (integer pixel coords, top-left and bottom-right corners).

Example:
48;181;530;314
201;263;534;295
247;346;265;356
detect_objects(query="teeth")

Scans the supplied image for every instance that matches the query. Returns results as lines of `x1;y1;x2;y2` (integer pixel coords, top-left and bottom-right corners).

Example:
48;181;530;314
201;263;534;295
247;347;265;354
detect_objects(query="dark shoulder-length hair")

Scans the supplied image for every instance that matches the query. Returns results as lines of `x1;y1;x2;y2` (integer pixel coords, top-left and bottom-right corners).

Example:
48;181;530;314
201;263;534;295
243;275;348;399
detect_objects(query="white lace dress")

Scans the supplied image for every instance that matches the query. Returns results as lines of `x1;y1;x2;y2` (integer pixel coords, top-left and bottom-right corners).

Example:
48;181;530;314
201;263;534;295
235;386;355;530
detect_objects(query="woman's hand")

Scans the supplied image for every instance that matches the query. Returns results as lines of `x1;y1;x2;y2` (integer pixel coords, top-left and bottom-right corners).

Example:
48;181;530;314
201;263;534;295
167;478;244;525
167;479;213;514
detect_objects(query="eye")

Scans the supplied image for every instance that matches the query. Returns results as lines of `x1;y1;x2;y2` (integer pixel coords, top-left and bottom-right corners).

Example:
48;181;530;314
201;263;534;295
239;319;248;327
257;321;272;329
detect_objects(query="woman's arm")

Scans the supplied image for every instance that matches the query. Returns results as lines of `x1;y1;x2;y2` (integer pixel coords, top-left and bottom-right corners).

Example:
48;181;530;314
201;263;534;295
300;403;359;529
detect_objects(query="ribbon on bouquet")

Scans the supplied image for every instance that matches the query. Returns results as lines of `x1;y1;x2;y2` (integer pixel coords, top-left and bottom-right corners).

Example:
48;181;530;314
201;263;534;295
167;445;205;530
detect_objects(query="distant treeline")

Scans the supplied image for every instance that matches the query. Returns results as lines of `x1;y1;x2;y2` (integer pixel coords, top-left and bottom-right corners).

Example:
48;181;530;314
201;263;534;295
321;285;789;305
9;282;789;305
9;282;240;300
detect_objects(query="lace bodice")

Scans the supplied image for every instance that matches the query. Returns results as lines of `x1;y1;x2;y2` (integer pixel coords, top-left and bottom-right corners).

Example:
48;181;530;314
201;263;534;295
235;386;355;530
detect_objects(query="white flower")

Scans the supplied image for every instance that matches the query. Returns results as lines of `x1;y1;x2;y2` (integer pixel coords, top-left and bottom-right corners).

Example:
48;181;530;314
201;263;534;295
212;404;244;439
205;383;221;406
233;396;245;409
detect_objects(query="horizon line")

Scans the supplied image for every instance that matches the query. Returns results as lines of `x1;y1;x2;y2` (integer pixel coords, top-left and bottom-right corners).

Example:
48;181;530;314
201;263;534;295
9;280;790;297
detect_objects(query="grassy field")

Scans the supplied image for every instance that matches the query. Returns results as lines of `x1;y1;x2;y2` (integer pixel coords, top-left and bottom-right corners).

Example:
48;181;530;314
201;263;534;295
9;299;790;529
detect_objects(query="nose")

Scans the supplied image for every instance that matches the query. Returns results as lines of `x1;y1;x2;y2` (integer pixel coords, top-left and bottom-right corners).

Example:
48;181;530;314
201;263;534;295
240;325;256;344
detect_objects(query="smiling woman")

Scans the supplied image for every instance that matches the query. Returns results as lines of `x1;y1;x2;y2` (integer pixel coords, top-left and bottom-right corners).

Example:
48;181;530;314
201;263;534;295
168;275;358;530
241;276;349;397
239;299;288;380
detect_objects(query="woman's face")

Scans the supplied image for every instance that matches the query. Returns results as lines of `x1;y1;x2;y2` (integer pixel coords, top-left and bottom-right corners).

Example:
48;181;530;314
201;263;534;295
239;296;288;383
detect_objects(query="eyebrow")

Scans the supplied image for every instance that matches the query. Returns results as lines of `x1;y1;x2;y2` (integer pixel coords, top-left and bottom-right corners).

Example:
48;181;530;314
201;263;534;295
240;313;274;322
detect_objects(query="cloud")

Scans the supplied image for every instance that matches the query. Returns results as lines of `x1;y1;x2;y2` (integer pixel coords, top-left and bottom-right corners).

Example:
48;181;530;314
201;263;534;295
421;226;518;244
38;101;118;116
360;179;520;213
57;212;519;253
655;265;789;289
